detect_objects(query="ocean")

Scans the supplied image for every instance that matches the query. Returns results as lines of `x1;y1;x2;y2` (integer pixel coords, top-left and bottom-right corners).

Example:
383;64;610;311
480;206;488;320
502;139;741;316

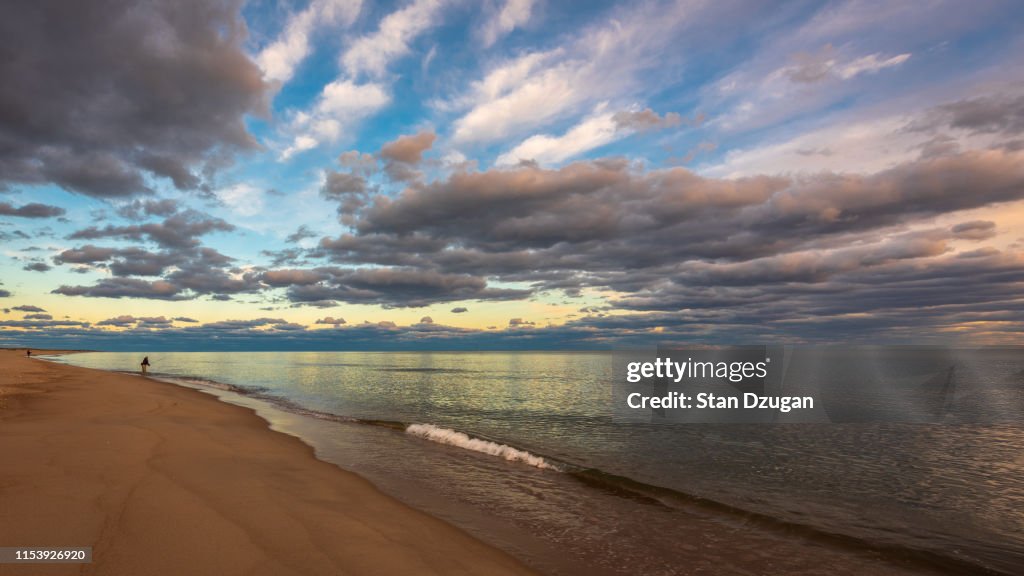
50;350;1024;575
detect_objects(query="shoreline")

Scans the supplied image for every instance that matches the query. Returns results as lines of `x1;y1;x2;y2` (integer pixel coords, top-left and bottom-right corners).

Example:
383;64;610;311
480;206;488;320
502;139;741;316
0;349;537;575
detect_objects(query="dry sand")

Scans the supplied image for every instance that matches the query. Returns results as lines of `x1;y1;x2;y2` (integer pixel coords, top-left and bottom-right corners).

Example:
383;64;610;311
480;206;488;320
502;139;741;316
0;350;537;575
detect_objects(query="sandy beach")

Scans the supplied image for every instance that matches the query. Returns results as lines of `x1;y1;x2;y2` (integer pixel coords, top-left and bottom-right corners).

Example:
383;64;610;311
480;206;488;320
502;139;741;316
0;350;536;576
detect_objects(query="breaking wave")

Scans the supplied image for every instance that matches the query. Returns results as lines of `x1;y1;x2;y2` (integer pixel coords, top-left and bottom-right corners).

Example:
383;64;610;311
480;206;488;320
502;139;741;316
405;423;559;470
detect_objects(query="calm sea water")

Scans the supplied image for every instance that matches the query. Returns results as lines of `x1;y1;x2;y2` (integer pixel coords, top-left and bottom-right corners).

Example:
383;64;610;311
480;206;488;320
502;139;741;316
51;351;1024;575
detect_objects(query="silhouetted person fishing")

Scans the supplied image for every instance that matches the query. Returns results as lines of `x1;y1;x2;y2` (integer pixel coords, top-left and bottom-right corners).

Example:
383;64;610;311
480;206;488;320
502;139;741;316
141;356;150;375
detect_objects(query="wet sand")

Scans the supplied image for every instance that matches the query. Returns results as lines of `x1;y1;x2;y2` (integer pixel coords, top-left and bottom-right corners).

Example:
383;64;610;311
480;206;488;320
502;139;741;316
0;350;536;575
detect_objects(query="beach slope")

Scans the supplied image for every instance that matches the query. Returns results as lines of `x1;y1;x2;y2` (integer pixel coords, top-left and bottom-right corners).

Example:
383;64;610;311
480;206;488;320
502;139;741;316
0;350;535;575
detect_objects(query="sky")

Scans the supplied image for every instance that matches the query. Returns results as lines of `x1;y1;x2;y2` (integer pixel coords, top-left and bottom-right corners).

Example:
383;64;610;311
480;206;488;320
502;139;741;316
1;0;1024;350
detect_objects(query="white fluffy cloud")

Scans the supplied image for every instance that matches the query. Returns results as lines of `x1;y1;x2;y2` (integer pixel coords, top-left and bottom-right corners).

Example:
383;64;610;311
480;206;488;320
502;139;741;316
496;108;619;165
257;0;363;84
450;1;697;144
480;0;535;47
280;81;391;159
341;0;447;78
279;0;447;159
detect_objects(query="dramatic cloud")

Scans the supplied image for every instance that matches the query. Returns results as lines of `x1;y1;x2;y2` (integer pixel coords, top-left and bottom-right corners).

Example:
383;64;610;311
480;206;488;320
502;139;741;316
0;0;269;197
0;202;66;218
302;148;1024;326
3;0;1023;347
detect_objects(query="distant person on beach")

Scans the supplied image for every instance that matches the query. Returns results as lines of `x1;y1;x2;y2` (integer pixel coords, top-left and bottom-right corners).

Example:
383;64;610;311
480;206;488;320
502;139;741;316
141;356;150;374
26;349;31;357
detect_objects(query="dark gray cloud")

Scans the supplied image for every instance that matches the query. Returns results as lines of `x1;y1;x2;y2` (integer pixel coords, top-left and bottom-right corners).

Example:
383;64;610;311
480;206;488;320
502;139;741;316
0;0;268;197
321;170;370;218
200;317;287;330
52;206;259;301
69;210;234;249
173;316;199;323
0;202;66;218
451;306;468;313
380;131;436;165
379;131;436;182
290;299;339;309
0;290;10;298
316;151;1024;303
273;322;306;331
56;245;187;277
0;229;30;242
165;248;252;294
53;278;183;300
22;262;51;272
315;316;346;325
97;315;174;328
13;305;46;313
53;245;118;265
928;94;1024;136
116;199;181;220
951;220;997;241
285;225;318;244
0;319;90;330
97;315;140;327
260;247;310;267
24;313;52;320
263;266;530;308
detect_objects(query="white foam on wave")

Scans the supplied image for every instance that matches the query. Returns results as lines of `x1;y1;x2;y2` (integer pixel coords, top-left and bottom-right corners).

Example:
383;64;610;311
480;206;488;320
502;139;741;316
405;423;558;470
